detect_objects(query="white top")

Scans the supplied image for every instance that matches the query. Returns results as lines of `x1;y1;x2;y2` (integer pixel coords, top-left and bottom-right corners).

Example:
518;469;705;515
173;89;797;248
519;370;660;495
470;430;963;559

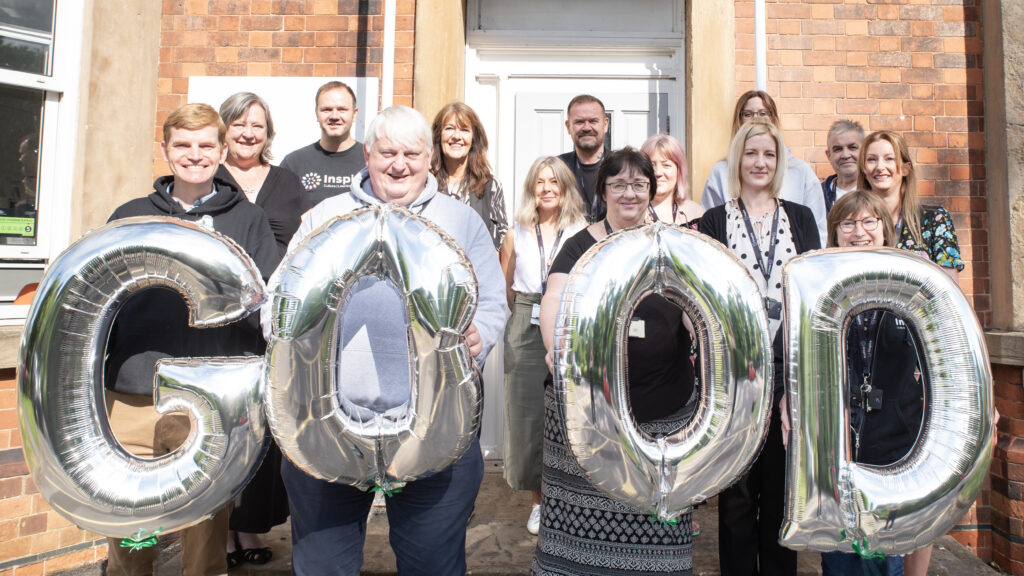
724;199;797;340
510;221;585;294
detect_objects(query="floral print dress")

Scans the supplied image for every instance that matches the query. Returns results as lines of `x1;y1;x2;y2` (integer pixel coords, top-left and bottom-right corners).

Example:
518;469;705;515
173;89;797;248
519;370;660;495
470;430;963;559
896;205;965;271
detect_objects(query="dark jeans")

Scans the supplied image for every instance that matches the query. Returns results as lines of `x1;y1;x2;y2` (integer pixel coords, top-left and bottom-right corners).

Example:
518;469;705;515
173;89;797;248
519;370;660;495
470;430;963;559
821;551;904;576
718;413;797;576
282;437;484;576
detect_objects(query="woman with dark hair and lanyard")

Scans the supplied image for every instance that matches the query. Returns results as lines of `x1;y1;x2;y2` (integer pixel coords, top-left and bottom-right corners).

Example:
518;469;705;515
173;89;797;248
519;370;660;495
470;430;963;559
535;147;697;575
699;120;820;576
430;101;509;250
499;156;587;535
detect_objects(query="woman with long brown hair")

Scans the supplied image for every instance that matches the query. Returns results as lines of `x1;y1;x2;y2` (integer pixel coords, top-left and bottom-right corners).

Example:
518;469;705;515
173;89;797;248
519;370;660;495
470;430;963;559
431;101;508;249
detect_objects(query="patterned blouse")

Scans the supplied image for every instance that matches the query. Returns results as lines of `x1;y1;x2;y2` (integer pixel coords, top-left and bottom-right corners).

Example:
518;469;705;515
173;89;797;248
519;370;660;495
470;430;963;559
440;177;509;251
897;205;965;271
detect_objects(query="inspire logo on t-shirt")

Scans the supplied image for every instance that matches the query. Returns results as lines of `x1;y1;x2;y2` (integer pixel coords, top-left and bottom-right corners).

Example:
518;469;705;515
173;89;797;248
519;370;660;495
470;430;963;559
300;172;322;191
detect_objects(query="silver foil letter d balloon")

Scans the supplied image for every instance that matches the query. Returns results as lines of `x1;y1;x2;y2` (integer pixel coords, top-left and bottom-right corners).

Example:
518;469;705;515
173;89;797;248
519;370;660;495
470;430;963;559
18;217;268;539
780;248;993;555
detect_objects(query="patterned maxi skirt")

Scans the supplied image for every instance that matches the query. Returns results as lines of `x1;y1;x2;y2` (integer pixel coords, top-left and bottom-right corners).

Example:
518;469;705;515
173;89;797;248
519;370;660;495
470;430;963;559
531;385;694;575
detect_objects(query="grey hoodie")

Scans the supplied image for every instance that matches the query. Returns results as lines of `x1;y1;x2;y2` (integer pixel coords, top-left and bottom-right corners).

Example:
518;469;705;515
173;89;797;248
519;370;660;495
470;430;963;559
263;168;507;421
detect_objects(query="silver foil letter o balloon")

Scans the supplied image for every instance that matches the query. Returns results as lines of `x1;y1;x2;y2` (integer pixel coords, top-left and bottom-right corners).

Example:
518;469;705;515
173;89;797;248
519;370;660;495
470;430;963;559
17;216;268;539
264;204;481;492
553;223;773;521
780;248;993;555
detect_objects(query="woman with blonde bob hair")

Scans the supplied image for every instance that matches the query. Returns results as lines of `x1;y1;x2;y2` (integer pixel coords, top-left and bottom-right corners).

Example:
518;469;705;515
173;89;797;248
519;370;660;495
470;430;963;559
700;119;820;576
499;156;585;534
640;134;703;227
431;101;508;249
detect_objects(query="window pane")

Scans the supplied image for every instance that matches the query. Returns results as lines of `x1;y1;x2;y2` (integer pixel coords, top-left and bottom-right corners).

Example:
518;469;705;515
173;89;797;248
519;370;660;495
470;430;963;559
0;0;55;35
0;35;48;75
0;0;55;75
0;84;42;246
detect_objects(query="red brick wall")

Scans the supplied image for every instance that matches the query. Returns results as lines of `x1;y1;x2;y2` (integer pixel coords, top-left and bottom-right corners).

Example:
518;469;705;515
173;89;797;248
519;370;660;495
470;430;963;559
733;0;994;565
992;364;1024;573
0;369;106;575
734;0;988;326
154;0;417;176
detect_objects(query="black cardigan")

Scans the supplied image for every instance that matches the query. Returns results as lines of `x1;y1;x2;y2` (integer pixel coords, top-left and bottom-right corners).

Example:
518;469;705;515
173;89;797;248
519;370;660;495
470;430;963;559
697;199;821;254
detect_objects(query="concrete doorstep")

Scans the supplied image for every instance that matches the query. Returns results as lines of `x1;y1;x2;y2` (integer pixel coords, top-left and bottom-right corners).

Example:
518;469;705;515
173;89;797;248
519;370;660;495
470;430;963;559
69;469;1002;576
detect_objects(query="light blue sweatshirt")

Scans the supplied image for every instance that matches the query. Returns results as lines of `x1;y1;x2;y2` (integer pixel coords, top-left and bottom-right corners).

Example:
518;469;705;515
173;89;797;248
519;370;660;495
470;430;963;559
263;168;507;422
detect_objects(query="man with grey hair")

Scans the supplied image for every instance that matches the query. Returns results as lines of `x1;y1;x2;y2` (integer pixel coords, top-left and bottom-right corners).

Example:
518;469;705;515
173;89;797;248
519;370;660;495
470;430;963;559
268;105;507;576
822;119;865;212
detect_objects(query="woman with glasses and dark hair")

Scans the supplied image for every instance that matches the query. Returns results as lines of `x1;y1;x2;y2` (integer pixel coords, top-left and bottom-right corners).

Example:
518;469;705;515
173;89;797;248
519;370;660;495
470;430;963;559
805;190;921;576
430;101;509;250
534;147;696;575
216;92;309;567
699;120;820;576
700;90;826;244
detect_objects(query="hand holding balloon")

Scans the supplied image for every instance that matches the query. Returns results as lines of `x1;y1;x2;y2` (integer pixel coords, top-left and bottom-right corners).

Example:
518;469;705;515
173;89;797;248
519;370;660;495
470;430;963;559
464;322;482;357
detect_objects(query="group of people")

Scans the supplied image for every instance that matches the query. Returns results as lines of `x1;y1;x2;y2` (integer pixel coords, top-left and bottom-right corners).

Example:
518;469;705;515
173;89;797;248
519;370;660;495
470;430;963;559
100;81;964;576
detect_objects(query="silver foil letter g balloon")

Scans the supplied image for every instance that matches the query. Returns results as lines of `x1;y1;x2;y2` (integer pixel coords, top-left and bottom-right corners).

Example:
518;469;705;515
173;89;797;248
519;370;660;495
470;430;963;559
553;223;773;522
263;204;481;492
18;217;268;539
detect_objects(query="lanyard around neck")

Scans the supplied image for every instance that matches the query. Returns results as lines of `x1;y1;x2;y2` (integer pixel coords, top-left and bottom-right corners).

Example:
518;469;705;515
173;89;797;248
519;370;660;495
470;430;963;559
647;201;678;223
737;198;780;284
535;224;565;293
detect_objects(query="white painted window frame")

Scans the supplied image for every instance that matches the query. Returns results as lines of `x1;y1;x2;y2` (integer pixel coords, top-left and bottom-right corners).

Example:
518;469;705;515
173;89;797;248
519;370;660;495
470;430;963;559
0;0;85;320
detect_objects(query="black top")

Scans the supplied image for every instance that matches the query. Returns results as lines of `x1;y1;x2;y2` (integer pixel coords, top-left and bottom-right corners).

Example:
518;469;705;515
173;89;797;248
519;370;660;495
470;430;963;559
104;176;280;396
846;312;924;466
280;142;367;207
217;164;312;256
699;199;821;405
697;199;821;254
549;227;695;422
558;150;605;223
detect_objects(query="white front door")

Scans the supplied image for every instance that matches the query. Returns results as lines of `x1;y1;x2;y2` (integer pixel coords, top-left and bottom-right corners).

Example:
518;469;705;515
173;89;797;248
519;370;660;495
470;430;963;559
467;48;683;461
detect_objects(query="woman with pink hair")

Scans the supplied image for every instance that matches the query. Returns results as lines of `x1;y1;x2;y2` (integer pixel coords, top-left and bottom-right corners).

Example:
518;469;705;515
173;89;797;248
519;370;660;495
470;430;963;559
640;134;704;228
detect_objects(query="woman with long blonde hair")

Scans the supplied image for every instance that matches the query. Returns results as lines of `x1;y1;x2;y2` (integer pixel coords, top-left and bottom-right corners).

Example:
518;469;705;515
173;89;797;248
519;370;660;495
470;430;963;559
499;156;585;534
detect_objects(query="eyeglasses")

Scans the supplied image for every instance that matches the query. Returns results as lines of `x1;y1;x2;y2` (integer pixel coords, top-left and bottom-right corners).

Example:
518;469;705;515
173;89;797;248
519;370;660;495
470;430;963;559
741;110;771;120
838;217;881;233
606;181;651;194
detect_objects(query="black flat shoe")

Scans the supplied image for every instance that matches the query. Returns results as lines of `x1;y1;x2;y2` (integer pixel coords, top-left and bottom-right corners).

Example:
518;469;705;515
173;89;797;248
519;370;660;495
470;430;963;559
241;546;273;565
226;549;245;570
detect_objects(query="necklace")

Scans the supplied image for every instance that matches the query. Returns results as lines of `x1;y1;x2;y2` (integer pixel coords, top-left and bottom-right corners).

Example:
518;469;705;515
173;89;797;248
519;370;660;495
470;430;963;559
228;163;268;202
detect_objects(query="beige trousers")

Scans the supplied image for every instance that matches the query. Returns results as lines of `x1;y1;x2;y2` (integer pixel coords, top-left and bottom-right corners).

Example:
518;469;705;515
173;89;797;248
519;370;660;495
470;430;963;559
103;390;232;576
